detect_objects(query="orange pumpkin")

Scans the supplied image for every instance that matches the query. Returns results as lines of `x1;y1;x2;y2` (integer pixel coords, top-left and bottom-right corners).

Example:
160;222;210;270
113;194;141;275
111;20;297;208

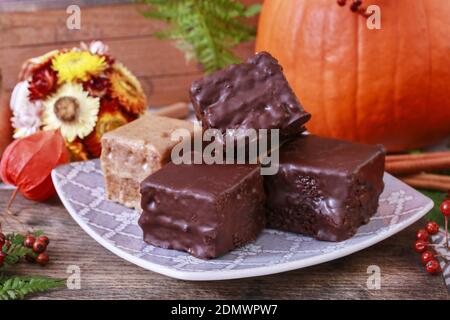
256;0;450;151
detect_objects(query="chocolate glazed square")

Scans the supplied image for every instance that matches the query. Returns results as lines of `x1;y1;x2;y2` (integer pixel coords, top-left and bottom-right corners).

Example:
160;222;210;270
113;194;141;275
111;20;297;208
190;51;311;144
264;135;385;242
139;159;266;259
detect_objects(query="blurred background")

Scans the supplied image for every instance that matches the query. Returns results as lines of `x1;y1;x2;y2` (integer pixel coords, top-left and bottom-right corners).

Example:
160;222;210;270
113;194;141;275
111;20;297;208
0;0;257;106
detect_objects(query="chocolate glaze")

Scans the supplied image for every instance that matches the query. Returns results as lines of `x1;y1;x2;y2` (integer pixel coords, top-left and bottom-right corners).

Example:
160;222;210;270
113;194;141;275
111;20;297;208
139;159;266;259
190;52;311;141
265;135;385;242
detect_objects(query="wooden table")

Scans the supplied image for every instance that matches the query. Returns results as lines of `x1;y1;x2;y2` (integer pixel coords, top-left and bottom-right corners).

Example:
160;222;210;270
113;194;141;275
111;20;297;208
1;190;448;300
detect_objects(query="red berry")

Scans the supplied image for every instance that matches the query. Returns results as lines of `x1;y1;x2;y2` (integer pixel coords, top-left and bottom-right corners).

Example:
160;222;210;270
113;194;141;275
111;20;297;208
37;235;50;246
0;252;7;265
440;200;450;217
425;259;440;274
32;240;47;253
24;235;36;248
425;221;439;235
35;253;49;266
421;251;435;265
414;240;428;253
416;229;429;241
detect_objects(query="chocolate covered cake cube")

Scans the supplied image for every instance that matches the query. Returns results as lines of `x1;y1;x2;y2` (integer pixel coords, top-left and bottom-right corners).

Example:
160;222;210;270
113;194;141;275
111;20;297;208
139;161;266;259
101;114;196;209
265;135;385;242
190;51;311;142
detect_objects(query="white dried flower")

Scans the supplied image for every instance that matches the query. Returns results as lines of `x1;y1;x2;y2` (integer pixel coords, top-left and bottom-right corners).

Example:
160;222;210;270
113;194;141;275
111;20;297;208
80;40;109;55
10;81;43;139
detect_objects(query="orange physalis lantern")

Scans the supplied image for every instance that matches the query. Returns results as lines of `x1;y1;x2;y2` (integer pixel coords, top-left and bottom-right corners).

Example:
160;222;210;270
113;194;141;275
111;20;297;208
0;130;69;201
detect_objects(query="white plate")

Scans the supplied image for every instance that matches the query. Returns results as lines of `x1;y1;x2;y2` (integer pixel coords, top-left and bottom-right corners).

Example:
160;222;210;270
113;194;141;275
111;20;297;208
52;160;433;281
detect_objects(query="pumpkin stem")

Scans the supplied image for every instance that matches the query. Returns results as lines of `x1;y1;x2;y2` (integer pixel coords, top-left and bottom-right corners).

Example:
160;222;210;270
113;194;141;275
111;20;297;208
337;0;370;18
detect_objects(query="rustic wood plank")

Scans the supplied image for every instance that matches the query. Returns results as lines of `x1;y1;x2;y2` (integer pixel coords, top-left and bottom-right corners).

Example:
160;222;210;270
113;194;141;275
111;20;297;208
0;3;259;51
0;1;131;13
0;2;259;48
0;36;198;89
1;190;448;300
0;4;163;48
141;73;201;106
0;3;257;106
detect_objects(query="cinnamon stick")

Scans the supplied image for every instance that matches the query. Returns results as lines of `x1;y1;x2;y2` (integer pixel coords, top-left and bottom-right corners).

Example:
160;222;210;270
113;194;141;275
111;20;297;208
400;173;450;192
386;151;450;163
150;102;190;119
385;154;450;175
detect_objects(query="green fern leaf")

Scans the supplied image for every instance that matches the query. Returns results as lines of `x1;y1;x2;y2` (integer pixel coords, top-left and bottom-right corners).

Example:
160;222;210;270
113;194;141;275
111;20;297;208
0;244;32;272
0;276;65;300
139;0;260;73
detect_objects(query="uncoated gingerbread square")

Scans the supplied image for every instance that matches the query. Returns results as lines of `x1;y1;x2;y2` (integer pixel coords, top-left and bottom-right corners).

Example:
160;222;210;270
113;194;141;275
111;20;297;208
100;114;196;209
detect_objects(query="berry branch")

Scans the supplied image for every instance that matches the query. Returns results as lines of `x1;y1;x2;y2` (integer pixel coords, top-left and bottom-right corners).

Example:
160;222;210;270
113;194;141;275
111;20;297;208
413;200;450;275
0;230;65;299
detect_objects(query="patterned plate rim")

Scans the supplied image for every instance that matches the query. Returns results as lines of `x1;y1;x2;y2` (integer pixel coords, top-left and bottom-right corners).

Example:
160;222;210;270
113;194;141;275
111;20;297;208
51;167;434;281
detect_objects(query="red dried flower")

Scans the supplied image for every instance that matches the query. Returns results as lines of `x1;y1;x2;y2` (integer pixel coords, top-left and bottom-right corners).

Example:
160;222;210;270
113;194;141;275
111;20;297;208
83;75;110;98
28;62;58;101
102;55;115;66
